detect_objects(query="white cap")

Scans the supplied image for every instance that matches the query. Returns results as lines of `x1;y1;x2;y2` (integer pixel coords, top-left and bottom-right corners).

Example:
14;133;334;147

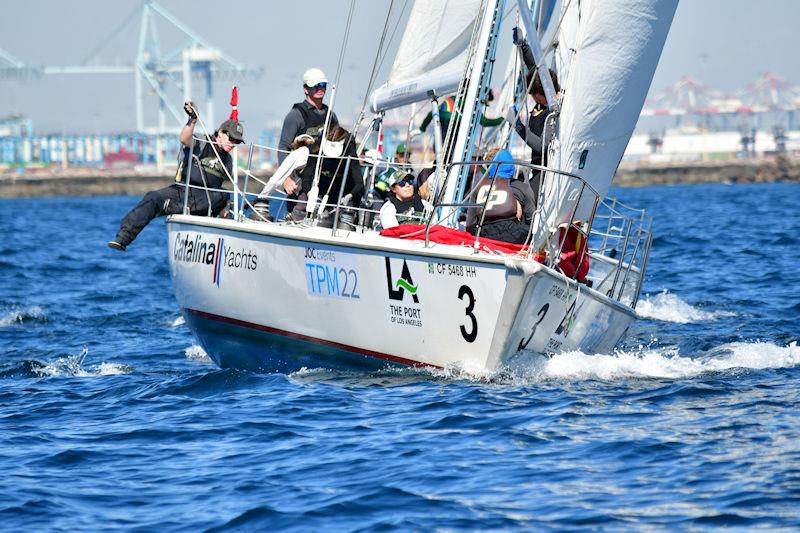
303;68;328;87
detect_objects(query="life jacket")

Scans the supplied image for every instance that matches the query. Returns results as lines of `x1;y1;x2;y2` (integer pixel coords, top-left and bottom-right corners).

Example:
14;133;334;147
389;193;426;225
293;101;336;189
471;176;519;223
293;101;333;147
176;141;231;190
556;224;590;282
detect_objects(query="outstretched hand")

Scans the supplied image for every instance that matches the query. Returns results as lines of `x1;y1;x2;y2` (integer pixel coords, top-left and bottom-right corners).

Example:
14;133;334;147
184;101;198;120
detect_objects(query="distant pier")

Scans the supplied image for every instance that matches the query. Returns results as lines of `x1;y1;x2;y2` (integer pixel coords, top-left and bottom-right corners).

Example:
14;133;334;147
1;155;797;199
615;155;800;186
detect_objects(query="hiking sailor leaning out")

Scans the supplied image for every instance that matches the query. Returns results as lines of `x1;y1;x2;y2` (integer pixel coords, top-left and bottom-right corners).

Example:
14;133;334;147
379;169;431;229
108;101;244;251
278;68;338;213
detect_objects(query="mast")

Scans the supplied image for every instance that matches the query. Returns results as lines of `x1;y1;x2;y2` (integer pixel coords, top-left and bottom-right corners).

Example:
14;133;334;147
437;0;505;227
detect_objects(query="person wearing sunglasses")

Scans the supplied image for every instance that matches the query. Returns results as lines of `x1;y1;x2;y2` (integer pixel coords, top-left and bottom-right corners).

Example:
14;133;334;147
379;169;431;229
277;68;339;215
108;101;244;251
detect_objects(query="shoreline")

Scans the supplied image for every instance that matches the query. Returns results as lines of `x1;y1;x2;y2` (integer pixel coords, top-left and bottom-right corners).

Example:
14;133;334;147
1;156;798;198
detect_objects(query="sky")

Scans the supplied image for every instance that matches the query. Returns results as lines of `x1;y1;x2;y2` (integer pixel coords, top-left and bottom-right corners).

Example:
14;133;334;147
0;0;798;135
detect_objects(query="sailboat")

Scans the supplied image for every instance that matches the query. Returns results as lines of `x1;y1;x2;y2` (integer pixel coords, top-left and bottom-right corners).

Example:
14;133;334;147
166;0;678;373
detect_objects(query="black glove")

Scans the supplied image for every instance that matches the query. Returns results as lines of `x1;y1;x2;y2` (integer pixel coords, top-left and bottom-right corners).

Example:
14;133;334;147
512;26;523;46
184;101;197;120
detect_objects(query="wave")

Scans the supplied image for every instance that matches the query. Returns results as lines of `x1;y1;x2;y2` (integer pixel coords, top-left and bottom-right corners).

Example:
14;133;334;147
369;341;800;384
184;344;213;364
170;316;186;327
533;341;799;381
636;290;735;323
33;348;133;378
0;305;46;327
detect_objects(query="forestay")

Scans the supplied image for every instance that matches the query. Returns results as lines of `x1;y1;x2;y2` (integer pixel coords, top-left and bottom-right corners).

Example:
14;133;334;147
370;0;483;113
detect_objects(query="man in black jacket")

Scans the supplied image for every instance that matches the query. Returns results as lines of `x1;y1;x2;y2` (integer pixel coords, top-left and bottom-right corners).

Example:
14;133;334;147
510;27;560;197
278;68;338;213
108;101;244;251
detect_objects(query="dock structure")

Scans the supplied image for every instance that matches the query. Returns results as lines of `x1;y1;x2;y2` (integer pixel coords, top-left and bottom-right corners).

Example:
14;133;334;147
0;130;280;169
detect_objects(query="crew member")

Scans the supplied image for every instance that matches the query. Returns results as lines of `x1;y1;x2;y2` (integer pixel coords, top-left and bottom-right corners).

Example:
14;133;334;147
416;92;504;141
465;149;535;245
379;170;430;229
394;143;411;169
317;125;364;206
108;101;244;251
510;26;561;192
278;68;338;214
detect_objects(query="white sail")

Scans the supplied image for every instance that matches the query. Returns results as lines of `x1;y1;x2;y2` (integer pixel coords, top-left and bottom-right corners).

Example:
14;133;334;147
540;0;677;235
370;0;482;113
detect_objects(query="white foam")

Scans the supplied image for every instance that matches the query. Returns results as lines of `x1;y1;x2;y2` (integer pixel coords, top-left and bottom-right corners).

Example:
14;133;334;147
636;290;735;323
35;348;133;378
0;305;45;327
170;316;186;327
406;341;799;384
540;341;799;381
184;344;213;363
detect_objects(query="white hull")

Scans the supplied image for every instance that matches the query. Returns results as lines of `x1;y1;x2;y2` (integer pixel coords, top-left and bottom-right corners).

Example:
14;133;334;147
167;215;636;373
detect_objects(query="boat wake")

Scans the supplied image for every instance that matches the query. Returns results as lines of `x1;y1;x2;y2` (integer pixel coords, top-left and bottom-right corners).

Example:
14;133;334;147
636;290;735;323
536;341;799;381
0;305;46;327
289;341;799;385
170;316;186;327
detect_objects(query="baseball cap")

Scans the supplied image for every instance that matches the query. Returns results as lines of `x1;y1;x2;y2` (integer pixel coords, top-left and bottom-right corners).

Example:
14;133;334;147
303;68;328;87
395;143;408;155
219;119;245;143
388;169;414;187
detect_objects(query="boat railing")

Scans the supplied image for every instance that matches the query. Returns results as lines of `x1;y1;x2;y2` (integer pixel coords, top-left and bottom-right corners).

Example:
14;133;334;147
588;198;652;307
430;158;651;307
181;142;651;307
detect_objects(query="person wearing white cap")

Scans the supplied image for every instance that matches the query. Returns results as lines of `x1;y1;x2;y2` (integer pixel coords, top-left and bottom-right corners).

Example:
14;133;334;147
277;68;339;215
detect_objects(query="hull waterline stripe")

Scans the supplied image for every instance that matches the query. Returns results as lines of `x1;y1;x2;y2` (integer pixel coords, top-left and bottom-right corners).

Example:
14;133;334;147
184;308;440;369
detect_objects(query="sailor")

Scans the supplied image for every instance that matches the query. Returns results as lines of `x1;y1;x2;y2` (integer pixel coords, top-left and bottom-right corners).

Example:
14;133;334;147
393;143;411;169
316;124;365;207
414;91;504;141
465;148;536;245
108;101;244;251
509;26;561;193
379;169;430;229
369;143;412;204
278;68;338;215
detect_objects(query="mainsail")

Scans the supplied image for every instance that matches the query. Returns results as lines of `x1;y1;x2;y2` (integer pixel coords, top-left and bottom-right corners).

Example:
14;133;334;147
370;0;482;113
538;0;678;237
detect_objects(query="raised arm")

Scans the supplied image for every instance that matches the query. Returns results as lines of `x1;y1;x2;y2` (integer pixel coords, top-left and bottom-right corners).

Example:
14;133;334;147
180;101;198;147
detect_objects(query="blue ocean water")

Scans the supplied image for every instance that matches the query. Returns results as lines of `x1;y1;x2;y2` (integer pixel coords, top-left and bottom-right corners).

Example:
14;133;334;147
1;183;798;530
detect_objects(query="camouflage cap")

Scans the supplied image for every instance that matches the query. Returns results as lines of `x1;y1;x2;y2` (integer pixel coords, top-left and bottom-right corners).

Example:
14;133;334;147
219;119;245;143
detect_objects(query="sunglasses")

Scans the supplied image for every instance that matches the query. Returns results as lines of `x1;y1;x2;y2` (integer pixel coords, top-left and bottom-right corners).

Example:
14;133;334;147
306;82;327;91
395;178;414;187
221;131;244;144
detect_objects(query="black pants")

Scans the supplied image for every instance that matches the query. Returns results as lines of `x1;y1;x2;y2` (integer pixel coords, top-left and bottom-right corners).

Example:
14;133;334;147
476;218;531;245
113;184;227;247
